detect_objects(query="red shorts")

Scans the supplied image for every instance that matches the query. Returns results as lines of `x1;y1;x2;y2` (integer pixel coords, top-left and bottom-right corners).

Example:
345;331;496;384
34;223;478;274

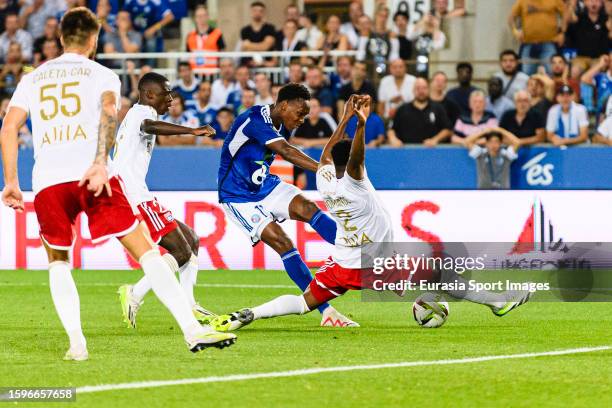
136;199;178;243
308;257;366;303
34;177;138;250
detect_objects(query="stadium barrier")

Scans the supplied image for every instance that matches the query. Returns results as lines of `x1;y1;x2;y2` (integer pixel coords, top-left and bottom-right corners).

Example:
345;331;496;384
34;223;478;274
2;190;611;271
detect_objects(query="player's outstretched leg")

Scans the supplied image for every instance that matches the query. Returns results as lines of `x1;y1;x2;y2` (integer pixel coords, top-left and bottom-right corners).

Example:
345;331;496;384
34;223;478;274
289;194;337;245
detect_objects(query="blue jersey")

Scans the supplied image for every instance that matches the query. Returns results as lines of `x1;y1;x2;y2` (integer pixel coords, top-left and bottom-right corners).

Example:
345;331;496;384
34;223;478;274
218;105;290;203
187;102;217;126
123;0;172;32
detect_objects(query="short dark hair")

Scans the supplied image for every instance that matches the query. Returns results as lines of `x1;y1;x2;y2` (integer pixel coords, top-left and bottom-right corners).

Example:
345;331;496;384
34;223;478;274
217;106;234;116
277;83;311;104
551;53;567;64
331;139;352;167
60;7;100;47
393;11;410;21
485;131;502;141
251;1;266;8
499;49;518;60
456;62;473;72
178;61;191;70
172;92;186;109
138;72;169;92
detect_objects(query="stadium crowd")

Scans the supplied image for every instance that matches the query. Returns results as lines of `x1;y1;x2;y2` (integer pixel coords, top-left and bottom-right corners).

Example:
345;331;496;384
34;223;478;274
1;0;612;159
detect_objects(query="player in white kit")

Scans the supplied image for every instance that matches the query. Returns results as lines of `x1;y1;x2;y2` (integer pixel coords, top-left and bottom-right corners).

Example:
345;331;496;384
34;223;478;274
0;8;235;359
113;72;217;328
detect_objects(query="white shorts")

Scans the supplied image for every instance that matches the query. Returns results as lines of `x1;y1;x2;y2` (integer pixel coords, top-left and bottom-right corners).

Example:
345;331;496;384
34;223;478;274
222;182;301;245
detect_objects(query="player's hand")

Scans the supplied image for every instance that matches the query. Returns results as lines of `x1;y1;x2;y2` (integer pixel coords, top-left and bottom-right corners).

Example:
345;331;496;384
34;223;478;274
423;138;438;147
342;94;358;119
355;95;371;126
1;182;24;212
79;163;112;197
192;125;216;138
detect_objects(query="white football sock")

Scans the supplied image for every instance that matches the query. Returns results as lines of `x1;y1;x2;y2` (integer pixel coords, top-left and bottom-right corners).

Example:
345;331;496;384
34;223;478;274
140;250;209;340
48;261;86;349
132;276;151;303
179;254;198;307
252;295;310;320
440;269;506;308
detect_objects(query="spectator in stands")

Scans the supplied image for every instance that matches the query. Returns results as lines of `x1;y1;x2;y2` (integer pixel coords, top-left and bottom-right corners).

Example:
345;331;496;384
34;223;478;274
237;88;256;115
172;62;200;107
0;0;19;34
452;90;498;145
337;60;377;121
304;65;334;114
296;12;322;51
123;0;174;54
275;19;308;66
317;14;349;67
408;12;446;51
291;97;335;147
210;106;234;146
159;94;199;145
38;38;61;66
32;16;60;67
433;0;467;19
58;0;86;21
447;62;478;115
430;71;460;125
103;10;142;68
466;130;521;189
288;60;304;84
500;90;546;146
19;0;61;40
0;42;24;94
185;5;225;69
271;83;282;102
189;81;217;126
391;11;413;60
546;85;589;145
581;52;612;114
356;14;399;71
226;65;254;112
340;0;363;49
211;58;238;109
550;54;581;101
329;55;352;99
125;60;152;100
486;77;515;119
495;49;530;99
0;93;31;147
509;0;565;75
254;72;273;105
96;0;118;37
240;1;276;67
527;74;555;119
118;96;133;124
593;109;612;144
0;13;33;62
344;95;386;147
377;58;416;119
566;0;609;72
387;77;452;146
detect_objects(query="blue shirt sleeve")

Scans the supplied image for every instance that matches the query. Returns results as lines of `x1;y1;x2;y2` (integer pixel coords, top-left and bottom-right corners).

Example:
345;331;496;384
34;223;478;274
245;111;285;146
156;0;172;20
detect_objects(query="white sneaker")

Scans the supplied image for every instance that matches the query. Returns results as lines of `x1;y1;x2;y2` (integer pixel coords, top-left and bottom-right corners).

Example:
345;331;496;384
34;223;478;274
320;307;360;328
63;345;88;361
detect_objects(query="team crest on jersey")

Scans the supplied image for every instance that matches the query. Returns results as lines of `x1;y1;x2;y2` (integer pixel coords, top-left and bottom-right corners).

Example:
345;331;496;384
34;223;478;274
251;214;261;223
165;213;174;222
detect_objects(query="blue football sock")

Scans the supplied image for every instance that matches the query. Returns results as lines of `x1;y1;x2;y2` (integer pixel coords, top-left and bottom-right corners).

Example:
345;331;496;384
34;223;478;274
309;210;337;245
281;249;329;313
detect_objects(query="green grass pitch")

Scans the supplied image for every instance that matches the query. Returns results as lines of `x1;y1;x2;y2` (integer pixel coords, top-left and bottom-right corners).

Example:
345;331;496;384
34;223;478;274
1;269;611;407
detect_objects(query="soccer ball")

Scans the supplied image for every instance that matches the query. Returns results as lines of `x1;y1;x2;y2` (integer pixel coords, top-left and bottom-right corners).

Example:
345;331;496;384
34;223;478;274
412;292;449;328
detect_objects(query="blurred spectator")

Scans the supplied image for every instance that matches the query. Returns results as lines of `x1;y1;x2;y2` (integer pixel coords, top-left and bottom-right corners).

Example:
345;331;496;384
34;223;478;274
550;54;581;100
210;106;235;146
388;77;452;146
340;0;363;49
373;4;391;36
500;90;546;146
329;55;352;99
466;130;521;189
236;88;256;115
447;62;477;115
430;71;460;125
103;10;142;66
356;14;399;71
509;0;565;75
275;19;307;66
159;94;199;145
118;96;133;124
32;16;60;66
296;12;322;51
593;111;612;144
317;14;349;68
0;0;19;34
527;73;555;119
0;42;24;94
271;83;281;101
172;62;200;107
123;0;174;53
486;77;515;119
494;49;530;99
254;72;273;105
566;0;609;72
452;90;498;144
240;1;276;67
185;5;225;69
226;65;254;112
291;97;335;147
38;38;61;66
304;65;334;114
287;60;304;84
211;58;238;109
126;61;152;100
581;52;612;114
19;0;61;40
344;97;386;147
433;0;467;19
0;13;33;62
337;60;377;121
546;85;589;145
189;81;217;125
57;0;86;21
408;13;446;52
377;58;416;119
391;11;413;60
0;94;31;147
96;0;118;36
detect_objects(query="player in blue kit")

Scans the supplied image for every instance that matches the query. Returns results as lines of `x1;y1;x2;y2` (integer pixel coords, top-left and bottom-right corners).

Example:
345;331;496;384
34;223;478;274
217;83;358;327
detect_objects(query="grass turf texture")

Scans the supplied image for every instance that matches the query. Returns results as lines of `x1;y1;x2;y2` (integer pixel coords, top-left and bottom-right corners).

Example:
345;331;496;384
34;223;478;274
1;269;611;408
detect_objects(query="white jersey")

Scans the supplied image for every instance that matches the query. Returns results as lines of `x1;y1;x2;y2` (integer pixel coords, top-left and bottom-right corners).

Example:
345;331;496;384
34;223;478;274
109;104;158;206
316;165;393;269
8;53;121;194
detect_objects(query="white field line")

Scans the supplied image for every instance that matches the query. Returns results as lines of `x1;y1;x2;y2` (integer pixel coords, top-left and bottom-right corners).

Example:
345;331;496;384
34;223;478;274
76;345;611;394
0;282;295;289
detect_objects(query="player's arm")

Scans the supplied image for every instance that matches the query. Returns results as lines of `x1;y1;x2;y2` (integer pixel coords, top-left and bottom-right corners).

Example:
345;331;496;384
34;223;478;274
141;120;215;137
266;139;319;173
346;96;368;181
320;94;357;168
0;106;27;211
